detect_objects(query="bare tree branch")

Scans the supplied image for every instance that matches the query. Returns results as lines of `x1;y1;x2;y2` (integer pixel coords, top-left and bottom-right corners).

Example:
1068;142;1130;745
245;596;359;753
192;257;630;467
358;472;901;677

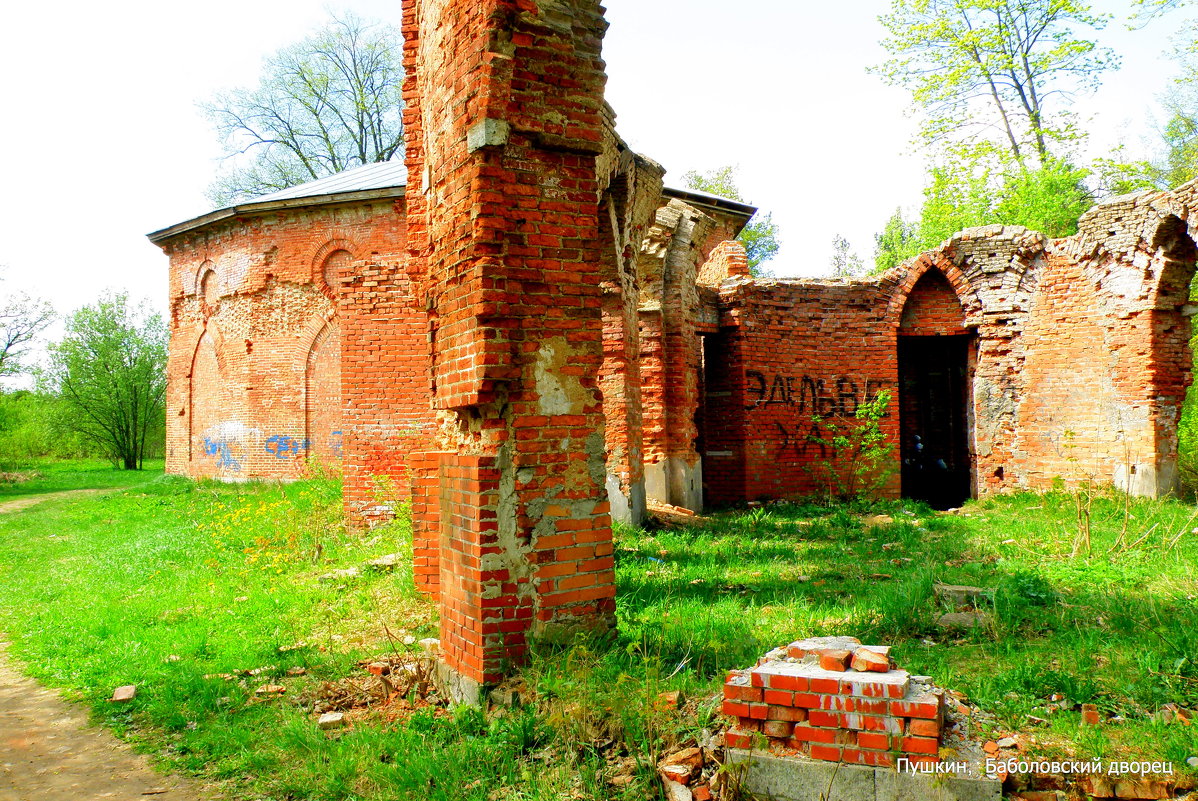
201;12;404;206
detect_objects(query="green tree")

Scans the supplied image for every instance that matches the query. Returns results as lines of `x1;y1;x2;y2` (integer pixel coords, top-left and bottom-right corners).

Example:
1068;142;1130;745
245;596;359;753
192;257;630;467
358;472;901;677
994;158;1092;234
203;13;404;206
873;208;921;273
872;157;1091;272
46;294;167;470
682;167;780;276
874;0;1118;166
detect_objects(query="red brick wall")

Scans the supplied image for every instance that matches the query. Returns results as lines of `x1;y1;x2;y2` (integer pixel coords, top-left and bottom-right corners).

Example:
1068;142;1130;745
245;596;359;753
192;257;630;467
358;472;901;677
338;250;435;520
159;200;407;482
707;279;901;504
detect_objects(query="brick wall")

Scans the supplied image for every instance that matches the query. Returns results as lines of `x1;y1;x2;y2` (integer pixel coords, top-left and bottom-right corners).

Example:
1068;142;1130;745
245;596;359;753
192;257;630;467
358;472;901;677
158;199;407;482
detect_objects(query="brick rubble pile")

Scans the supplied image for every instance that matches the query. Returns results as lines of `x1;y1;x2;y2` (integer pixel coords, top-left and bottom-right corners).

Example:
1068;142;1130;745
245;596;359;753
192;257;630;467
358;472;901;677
722;636;943;768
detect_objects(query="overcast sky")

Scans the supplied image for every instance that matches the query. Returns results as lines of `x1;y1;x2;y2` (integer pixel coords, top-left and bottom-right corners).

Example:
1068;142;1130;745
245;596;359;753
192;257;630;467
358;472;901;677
0;0;1184;351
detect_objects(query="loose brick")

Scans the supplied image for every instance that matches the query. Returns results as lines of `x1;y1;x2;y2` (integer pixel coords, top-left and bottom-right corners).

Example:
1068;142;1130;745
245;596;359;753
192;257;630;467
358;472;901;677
820;649;853;672
851;649;890;673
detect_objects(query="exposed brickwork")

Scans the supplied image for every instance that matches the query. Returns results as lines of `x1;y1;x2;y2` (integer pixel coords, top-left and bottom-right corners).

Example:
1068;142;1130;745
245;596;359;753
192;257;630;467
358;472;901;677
402;0;618;695
157;199;406;481
723;638;944;767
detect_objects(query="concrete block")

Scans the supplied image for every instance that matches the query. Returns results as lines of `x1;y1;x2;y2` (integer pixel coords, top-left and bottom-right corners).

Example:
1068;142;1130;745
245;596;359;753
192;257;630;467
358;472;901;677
726;749;1002;801
726;749;875;801
875;768;1000;801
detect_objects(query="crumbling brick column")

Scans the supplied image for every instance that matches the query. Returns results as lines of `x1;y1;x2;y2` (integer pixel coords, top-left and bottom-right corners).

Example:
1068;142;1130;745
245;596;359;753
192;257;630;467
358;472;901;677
596;148;663;526
402;0;615;701
639;200;711;511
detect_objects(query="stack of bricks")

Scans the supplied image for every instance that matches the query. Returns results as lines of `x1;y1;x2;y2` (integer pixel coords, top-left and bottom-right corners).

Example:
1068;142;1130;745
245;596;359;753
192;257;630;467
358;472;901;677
722;637;944;768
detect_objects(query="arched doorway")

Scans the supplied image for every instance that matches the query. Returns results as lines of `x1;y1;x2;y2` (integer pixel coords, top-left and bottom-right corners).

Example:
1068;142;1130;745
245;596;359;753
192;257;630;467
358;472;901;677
896;269;973;509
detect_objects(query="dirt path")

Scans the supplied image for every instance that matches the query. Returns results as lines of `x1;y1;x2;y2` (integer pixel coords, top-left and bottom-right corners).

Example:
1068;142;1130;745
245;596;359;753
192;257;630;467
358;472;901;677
0;489;105;515
0;643;213;801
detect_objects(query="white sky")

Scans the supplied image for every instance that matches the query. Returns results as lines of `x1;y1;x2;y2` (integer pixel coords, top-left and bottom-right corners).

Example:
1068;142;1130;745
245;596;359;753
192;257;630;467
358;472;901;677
0;0;1186;358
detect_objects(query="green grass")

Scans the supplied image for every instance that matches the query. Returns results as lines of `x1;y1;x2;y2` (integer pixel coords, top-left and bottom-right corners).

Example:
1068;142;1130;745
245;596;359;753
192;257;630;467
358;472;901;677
0;458;164;498
0;465;1195;799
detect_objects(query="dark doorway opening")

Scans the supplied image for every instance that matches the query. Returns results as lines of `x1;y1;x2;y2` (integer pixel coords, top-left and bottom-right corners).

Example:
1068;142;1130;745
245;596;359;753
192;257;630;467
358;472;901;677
899;335;972;510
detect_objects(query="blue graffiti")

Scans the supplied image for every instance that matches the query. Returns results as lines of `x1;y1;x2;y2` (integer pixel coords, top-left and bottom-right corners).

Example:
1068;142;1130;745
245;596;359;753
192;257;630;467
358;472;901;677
265;435;309;459
202;437;241;470
330;430;343;457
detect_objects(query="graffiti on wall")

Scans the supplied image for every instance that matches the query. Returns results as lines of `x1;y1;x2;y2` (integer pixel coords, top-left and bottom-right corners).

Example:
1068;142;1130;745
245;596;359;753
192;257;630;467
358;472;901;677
745;372;888;417
202;437;241;470
264;431;343;459
199;421;264;473
740;374;893;461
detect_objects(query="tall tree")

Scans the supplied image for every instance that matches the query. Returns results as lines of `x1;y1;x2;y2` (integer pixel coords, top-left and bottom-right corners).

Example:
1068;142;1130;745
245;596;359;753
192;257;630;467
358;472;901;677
829;235;865;278
0;273;53;378
874;208;923;273
874;0;1118;166
682;167;780;276
203;13;404;206
47;294;166;470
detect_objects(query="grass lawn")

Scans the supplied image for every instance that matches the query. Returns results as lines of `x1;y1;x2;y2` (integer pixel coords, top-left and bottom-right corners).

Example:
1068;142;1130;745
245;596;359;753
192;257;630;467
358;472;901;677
0;461;1195;799
0;458;166;498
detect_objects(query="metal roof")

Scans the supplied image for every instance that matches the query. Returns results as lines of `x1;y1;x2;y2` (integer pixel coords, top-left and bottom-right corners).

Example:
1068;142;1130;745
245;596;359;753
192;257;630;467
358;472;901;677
147;161;408;243
148;162;759;245
250;161;408;202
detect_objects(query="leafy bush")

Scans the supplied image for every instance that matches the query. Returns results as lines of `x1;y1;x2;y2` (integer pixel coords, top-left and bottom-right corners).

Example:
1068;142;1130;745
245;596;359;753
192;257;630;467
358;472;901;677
0;390;96;465
805;389;897;501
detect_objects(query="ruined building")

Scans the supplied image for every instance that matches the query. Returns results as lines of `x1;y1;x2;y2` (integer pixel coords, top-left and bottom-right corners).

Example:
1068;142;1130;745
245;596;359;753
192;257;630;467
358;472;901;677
150;0;1198;697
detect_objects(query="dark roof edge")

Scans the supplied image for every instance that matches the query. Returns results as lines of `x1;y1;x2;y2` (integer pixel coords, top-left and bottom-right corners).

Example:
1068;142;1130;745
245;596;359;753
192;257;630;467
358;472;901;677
663;186;758;223
146;185;408;244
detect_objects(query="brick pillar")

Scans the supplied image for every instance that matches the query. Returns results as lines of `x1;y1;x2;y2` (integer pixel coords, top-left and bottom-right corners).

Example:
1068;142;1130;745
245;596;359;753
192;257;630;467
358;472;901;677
408;451;449;597
403;0;615;702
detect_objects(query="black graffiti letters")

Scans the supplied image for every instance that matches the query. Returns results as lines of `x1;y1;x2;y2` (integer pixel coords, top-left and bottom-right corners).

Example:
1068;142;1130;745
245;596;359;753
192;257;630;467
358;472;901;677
746;371;887;418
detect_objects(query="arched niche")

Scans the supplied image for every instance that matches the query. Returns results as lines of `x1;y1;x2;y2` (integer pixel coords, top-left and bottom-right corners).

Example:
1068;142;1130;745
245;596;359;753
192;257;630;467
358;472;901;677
305;320;343;461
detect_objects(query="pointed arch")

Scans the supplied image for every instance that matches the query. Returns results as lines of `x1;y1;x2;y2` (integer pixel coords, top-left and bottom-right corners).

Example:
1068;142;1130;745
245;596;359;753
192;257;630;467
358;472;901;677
884;256;979;330
304;319;343;461
188;329;223;469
